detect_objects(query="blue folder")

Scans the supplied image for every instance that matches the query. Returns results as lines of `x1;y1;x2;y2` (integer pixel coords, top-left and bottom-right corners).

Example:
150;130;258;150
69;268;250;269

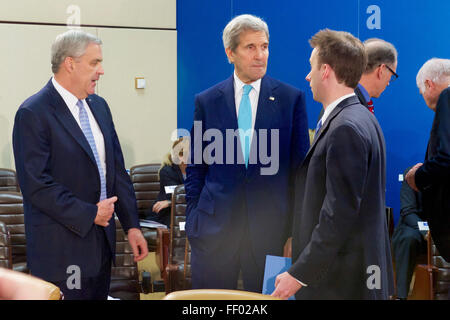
262;255;295;300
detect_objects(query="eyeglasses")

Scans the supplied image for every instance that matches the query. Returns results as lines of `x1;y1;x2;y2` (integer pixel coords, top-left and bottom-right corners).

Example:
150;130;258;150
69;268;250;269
380;64;399;83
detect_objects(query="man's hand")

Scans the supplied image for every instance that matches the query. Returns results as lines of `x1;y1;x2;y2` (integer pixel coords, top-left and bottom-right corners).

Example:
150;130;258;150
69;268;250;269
405;163;423;192
271;271;302;300
283;237;292;258
153;200;170;213
127;228;148;262
95;196;118;227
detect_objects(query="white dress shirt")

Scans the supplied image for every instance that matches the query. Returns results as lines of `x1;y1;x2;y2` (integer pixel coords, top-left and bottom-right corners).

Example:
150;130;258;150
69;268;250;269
51;77;107;176
319;93;356;125
233;72;261;131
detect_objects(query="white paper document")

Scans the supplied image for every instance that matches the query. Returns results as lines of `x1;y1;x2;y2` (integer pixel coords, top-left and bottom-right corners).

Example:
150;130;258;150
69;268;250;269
165;185;178;194
418;221;429;231
140;219;168;229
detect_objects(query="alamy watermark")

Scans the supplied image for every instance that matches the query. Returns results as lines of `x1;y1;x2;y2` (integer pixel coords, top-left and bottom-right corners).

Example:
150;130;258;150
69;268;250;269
172;121;280;176
66;5;81;28
66;265;81;290
366;265;381;290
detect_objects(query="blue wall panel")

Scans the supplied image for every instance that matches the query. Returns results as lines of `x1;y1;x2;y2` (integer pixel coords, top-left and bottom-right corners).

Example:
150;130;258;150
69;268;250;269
177;0;450;225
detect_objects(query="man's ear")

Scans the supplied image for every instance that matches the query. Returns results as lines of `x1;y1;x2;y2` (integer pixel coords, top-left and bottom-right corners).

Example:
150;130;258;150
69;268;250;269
376;64;384;80
63;57;74;73
321;64;330;80
424;79;434;90
225;47;234;63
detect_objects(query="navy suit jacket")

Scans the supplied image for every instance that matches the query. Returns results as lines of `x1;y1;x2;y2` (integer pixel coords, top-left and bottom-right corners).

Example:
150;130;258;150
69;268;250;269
290;96;394;299
185;75;309;269
12;79;140;281
415;87;450;261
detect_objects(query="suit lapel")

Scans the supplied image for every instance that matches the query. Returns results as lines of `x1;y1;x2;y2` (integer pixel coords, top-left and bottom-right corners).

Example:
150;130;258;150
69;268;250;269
48;81;98;167
218;75;238;130
254;76;279;132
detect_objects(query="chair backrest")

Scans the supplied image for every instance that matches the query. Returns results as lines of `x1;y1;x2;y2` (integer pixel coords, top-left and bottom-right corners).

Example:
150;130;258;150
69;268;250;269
0;221;12;269
430;240;450;300
0;169;19;192
0;192;26;266
109;217;140;300
129;163;161;218
168;185;191;291
163;289;280;300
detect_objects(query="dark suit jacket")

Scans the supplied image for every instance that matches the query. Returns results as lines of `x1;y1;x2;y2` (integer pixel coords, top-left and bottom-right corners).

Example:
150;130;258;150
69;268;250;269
290;95;394;299
415;87;450;262
185;75;309;269
12;79;140;281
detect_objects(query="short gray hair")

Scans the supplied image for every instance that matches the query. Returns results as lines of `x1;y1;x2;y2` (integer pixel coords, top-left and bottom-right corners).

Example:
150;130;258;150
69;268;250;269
222;14;269;60
51;29;102;73
416;58;450;93
363;38;397;73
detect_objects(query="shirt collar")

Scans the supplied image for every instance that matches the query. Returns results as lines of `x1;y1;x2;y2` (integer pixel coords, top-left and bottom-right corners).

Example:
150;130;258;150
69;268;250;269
51;77;83;111
321;93;356;124
233;71;261;95
357;83;370;103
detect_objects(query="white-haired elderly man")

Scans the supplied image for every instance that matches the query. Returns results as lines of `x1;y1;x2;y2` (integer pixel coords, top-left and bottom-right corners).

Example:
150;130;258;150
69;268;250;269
184;14;310;292
406;58;450;265
12;29;148;299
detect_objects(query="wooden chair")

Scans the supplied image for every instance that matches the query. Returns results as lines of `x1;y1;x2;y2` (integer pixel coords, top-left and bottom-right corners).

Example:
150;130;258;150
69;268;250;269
385;207;394;240
161;185;191;293
129;163;161;218
0;221;12;269
409;232;450;300
109;217;151;299
0;168;20;192
0;191;27;273
129;163;168;253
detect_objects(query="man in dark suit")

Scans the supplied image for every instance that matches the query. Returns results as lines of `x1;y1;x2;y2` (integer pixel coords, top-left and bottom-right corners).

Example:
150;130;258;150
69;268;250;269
185;14;309;292
392;167;427;300
317;38;398;119
12;30;148;299
272;29;393;300
405;58;450;263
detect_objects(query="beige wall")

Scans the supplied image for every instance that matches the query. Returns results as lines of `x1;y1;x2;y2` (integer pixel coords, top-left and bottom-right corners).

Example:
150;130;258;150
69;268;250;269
0;0;176;170
0;0;175;29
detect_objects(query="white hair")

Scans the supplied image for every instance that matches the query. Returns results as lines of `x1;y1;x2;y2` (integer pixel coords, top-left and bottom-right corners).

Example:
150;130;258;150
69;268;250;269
416;58;450;93
51;29;102;73
222;14;269;62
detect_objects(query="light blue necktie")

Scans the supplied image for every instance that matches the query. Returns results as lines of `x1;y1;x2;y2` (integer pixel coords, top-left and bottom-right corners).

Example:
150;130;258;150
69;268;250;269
76;100;107;201
238;84;253;167
314;119;323;138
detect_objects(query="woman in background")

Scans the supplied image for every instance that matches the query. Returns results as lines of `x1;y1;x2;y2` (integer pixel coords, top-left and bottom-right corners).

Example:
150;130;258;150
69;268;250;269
145;137;188;228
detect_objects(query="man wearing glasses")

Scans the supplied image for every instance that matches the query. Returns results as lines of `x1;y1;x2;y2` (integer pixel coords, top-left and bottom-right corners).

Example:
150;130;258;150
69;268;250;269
317;38;397;118
356;38;398;114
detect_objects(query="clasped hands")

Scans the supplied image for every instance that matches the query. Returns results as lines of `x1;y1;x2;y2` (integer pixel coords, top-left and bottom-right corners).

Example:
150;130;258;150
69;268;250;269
95;196;148;262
